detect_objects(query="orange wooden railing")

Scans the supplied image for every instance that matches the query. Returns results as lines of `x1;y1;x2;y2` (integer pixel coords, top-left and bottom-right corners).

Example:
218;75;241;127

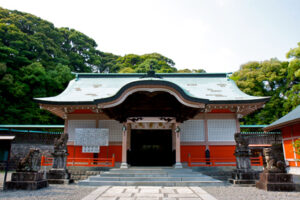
41;154;115;167
188;154;263;167
250;156;264;166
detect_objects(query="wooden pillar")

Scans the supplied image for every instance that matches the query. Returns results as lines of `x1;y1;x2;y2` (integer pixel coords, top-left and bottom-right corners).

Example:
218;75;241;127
120;123;129;168
204;113;209;150
94;116;99;159
127;124;131;150
64;118;68;134
172;125;176;151
174;123;183;168
236;114;241;133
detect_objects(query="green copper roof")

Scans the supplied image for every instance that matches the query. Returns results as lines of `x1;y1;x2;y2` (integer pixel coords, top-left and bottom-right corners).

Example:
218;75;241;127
0;128;62;134
240;125;268;128
0;125;64;128
34;72;269;105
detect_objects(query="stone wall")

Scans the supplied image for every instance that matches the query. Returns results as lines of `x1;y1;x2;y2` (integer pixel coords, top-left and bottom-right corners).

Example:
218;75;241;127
0;130;60;170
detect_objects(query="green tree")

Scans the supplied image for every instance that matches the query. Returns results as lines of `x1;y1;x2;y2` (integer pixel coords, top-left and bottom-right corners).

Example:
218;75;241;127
285;43;300;113
294;140;300;157
111;53;177;73
231;59;289;124
177;68;206;73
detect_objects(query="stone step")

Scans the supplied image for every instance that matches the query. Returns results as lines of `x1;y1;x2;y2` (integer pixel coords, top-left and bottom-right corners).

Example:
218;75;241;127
100;172;207;177
167;173;210;177
78;180;225;187
88;176;217;182
100;173;169;177
106;169;193;174
78;167;225;187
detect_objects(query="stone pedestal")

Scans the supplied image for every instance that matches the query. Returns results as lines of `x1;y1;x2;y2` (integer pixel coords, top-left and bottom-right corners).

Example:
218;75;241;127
229;133;257;185
47;169;74;184
229;170;259;185
120;162;129;169
48;141;73;184
256;173;296;191
174;162;183;169
5;172;48;190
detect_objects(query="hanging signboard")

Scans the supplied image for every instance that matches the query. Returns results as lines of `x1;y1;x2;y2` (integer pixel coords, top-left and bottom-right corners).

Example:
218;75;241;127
75;128;109;153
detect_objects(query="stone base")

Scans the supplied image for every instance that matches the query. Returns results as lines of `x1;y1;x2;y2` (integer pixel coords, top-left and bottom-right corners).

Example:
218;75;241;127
256;173;296;191
5;180;48;190
47;169;73;184
5;172;48;190
174;162;183;169
48;179;74;184
120;163;129;169
229;179;256;185
229;171;258;185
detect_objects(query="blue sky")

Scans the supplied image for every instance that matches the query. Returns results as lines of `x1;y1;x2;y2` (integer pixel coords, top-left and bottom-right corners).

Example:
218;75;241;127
1;0;300;72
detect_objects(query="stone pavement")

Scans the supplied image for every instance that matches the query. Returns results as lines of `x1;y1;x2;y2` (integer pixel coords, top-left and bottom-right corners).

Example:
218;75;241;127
82;186;217;200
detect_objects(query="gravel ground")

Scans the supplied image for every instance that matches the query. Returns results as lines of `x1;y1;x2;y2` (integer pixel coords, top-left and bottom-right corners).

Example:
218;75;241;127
203;186;300;200
1;172;300;200
0;172;97;200
0;185;97;200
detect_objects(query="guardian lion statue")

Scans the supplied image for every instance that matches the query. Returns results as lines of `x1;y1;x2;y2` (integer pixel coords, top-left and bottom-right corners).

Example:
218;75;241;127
17;148;41;172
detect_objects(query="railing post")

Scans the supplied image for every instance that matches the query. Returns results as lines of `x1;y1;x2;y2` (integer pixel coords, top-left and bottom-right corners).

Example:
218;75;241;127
41;155;45;166
260;156;263;166
112;154;115;167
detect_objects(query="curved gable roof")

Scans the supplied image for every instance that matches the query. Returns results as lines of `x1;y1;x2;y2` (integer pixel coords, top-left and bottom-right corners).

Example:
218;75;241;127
34;73;270;105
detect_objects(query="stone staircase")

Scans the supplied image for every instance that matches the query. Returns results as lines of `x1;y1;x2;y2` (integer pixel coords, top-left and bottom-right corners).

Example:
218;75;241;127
78;167;225;186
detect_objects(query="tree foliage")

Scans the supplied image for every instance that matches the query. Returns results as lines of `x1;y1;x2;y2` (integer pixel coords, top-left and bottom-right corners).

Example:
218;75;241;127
177;68;206;73
0;6;299;126
0;7;102;124
294;139;300;156
106;53;178;73
231;55;299;124
0;7;206;124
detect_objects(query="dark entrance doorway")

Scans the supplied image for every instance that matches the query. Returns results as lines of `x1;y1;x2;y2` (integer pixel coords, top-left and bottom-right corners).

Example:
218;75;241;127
129;130;175;166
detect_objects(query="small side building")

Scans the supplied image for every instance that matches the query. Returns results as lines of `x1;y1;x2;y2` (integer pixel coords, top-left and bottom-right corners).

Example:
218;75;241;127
264;105;300;174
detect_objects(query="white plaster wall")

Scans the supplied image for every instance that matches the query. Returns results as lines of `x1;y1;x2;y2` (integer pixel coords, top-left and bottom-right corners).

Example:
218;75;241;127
181;120;205;141
67;120;96;141
208;119;236;141
99;120;123;142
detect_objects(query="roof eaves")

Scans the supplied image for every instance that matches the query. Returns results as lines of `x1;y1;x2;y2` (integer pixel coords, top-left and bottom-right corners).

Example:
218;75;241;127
264;118;300;131
208;97;271;104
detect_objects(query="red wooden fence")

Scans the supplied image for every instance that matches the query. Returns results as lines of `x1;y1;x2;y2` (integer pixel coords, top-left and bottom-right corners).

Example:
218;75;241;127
188;154;263;167
41;154;115;167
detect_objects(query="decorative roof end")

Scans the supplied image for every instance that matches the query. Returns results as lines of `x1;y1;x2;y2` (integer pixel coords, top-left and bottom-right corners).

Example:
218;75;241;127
141;70;162;79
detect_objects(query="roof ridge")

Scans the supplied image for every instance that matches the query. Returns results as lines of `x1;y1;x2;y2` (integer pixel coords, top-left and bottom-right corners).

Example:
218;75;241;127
73;72;228;78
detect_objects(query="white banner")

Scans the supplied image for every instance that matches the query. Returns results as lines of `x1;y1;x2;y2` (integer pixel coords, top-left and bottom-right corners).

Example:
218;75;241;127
82;146;100;153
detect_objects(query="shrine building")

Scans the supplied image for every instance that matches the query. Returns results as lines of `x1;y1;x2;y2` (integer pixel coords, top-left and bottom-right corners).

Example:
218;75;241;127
264;105;300;174
35;72;269;168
